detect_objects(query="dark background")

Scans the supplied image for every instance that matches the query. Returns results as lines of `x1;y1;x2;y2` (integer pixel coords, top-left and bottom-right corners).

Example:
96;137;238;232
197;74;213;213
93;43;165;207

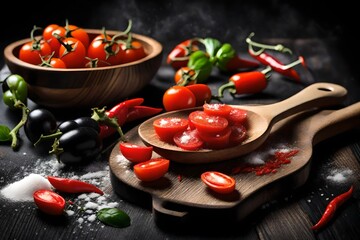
0;0;357;79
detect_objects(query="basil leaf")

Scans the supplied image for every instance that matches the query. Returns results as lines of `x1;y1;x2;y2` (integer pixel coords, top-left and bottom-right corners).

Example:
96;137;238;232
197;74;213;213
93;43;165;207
96;208;131;228
0;125;12;142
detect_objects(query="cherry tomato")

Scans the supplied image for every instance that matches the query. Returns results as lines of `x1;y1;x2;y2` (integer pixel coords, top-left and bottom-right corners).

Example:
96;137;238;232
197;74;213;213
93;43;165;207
229;124;247;146
65;23;90;49
87;33;124;67
153;117;189;143
173;128;204;150
188;110;228;134
120;40;147;64
133;158;170;181
198;126;231;149
203;103;232;117
43;24;66;57
163;85;196;112
40;53;67;68
120;142;153;163
174;67;196;85
227;107;247;125
185;84;212;106
201;171;236;194
19;39;52;65
59;37;86;68
33;189;66;215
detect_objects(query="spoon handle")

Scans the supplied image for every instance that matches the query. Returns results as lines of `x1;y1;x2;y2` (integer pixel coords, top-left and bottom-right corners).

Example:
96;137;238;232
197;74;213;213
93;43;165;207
259;82;347;124
308;101;360;145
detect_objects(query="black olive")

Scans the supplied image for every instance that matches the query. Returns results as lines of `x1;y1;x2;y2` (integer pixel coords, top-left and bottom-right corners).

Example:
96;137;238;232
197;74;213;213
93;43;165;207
57;127;102;165
24;108;57;144
74;117;100;133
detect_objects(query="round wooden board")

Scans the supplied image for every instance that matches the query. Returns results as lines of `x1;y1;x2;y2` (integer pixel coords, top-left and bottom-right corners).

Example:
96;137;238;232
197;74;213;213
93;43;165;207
109;103;360;221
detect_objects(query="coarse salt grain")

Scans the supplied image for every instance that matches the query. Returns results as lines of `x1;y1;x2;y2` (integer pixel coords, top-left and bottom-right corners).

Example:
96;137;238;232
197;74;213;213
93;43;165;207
0;173;52;202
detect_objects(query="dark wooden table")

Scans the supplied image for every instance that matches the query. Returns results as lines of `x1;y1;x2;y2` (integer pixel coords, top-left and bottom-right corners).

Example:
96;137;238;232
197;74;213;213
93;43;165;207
1;37;359;240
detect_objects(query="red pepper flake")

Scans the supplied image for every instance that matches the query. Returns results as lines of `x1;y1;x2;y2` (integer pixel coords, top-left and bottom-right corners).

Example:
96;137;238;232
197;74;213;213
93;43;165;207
177;174;182;182
232;149;299;176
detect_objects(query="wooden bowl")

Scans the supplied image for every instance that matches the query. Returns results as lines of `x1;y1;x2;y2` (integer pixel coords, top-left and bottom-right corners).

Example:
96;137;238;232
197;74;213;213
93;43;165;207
4;29;163;109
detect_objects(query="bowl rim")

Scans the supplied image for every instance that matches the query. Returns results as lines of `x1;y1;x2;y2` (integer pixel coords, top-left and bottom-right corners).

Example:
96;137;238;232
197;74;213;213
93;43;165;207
4;28;163;72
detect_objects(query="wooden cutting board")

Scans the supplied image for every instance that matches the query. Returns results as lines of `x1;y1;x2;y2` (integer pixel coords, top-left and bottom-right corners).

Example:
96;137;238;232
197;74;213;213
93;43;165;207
109;102;360;225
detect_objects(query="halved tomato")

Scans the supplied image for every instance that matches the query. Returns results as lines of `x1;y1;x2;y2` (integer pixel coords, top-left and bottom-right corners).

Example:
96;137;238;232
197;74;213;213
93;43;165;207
153;117;189;143
173;129;204;150
120;142;153;163
133;158;170;181
201;171;236;194
189;110;228;134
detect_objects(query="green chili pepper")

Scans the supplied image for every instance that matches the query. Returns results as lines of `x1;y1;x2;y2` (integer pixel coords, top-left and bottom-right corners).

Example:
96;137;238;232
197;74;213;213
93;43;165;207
200;37;222;64
215;43;236;71
2;74;28;109
187;50;213;83
97;208;131;228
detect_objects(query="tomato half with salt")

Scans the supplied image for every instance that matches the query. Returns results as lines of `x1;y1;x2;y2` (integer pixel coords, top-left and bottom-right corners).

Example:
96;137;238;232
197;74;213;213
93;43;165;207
189;110;228;134
153;117;189;143
201;171;236;194
133;158;170;181
173;129;204;150
198;126;231;149
203;103;232;117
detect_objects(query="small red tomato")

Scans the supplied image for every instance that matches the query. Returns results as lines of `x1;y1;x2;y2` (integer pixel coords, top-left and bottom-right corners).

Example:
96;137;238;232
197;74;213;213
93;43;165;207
163;85;196;112
201;171;236;194
65;23;90;49
33;189;66;216
185;84;212;106
173;128;204;150
227;107;247;125
133;158;170;181
167;39;199;70
174;67;196;85
59;37;86;68
119;40;147;64
43;24;66;57
19;40;52;65
198;126;231;149
153;117;189;143
120;142;153;163
203;103;232;118
188;110;228;134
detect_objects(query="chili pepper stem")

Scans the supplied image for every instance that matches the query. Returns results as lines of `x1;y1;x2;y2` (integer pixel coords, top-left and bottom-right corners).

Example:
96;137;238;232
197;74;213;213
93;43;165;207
280;56;305;70
246;32;292;55
91;107;126;142
8;101;30;150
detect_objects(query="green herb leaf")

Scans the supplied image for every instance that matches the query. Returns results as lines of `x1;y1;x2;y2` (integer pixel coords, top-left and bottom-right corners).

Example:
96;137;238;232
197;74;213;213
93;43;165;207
96;208;131;228
0;125;12;142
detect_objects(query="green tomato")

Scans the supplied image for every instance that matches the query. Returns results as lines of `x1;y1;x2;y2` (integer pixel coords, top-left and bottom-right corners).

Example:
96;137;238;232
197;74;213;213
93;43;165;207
2;74;28;109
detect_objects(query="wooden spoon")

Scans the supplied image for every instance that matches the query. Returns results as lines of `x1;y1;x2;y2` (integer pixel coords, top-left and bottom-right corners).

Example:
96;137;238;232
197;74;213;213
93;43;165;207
138;82;347;164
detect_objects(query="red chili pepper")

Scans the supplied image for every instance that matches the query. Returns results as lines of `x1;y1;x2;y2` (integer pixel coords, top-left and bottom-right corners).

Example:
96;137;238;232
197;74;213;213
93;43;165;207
311;185;354;231
166;39;199;70
246;33;306;82
48;176;104;195
225;55;260;71
125;105;163;123
91;98;144;140
217;66;271;98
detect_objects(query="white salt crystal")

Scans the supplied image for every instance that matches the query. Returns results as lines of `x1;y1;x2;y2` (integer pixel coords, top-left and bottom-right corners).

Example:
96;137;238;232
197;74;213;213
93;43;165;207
0;174;52;202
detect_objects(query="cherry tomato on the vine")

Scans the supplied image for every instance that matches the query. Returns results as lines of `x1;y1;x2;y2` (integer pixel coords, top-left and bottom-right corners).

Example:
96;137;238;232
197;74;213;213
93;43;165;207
167;39;199;70
43;24;66;57
174;67;196;85
87;33;124;67
59;37;86;68
120;40;147;64
201;171;236;194
40;53;67;68
133;158;170;181
120;142;153;163
163;85;196;112
65;23;90;49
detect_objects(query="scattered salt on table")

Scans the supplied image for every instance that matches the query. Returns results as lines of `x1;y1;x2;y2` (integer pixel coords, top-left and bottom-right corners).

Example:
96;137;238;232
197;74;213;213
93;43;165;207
0;173;52;202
